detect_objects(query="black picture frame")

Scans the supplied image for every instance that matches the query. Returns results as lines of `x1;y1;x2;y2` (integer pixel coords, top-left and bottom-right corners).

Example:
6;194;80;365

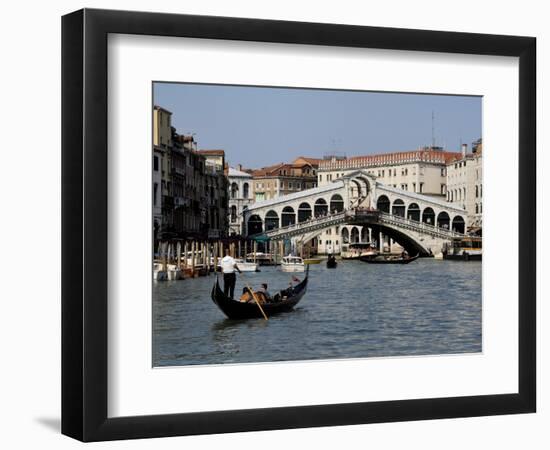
62;8;536;442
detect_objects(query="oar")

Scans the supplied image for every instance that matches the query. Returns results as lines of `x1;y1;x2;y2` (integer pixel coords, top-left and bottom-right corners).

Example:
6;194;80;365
239;272;268;321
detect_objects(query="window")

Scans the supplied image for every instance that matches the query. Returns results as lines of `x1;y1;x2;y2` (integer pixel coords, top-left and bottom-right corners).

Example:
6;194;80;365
413;182;416;192
319;174;323;182
419;182;424;193
441;167;446;176
441;184;446;195
153;156;159;171
153;183;158;205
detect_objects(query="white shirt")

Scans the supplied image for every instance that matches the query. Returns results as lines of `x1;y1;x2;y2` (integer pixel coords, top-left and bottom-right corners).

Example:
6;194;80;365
220;255;238;273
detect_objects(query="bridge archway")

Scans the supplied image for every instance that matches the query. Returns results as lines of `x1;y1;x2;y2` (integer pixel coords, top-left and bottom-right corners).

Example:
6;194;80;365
314;198;328;217
330;194;344;213
247;214;263;235
342;228;350;244
407;203;420;221
265;210;279;231
437;211;450;229
392;198;406;217
452;215;465;233
350;226;360;243
281;206;296;227
422;207;435;225
298;202;312;222
377;195;390;213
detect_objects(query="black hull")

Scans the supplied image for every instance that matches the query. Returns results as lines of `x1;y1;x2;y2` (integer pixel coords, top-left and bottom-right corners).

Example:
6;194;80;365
444;254;482;261
211;276;308;319
326;260;337;269
360;255;419;265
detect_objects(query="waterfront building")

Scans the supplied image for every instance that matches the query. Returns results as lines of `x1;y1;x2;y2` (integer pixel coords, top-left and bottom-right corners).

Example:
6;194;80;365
196;150;229;239
153;106;174;235
315;147;462;254
227;165;254;236
446;139;483;230
152;105;229;240
251;156;320;202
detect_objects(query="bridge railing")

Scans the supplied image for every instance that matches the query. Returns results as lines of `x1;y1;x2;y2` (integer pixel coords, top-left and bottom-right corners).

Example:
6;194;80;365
262;210;350;238
376;211;465;238
252;207;465;240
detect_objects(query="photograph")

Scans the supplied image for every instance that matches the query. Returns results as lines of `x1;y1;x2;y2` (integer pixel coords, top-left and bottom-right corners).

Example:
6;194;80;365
151;83;483;367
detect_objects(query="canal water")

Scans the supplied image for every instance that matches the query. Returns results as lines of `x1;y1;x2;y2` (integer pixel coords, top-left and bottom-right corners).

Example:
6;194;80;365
153;259;481;367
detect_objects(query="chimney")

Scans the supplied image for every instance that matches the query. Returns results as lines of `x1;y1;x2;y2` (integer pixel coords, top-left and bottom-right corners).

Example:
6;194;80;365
461;143;467;158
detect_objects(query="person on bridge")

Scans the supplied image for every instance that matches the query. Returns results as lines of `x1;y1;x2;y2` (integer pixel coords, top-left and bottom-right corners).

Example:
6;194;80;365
219;249;242;299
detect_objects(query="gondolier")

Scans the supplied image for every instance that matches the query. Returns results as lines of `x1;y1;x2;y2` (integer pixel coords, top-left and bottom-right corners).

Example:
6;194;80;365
219;250;242;299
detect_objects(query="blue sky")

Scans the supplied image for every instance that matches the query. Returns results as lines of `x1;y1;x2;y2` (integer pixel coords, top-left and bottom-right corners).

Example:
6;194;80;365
154;82;481;168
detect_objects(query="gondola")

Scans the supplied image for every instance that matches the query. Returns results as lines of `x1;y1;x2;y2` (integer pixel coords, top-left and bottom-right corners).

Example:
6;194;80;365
359;254;419;265
211;274;309;319
326;256;337;269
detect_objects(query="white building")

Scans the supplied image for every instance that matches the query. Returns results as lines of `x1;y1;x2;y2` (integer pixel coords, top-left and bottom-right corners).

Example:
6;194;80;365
315;147;463;253
227;166;254;235
446;141;483;229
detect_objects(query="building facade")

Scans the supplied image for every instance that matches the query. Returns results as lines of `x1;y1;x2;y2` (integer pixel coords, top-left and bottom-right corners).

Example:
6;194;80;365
318;148;461;198
153;106;173;236
446;140;483;229
227;166;254;236
251;157;320;202
152;105;229;240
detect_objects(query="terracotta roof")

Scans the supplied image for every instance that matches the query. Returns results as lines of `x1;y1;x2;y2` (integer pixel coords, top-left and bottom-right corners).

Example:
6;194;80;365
319;149;463;170
292;156;323;165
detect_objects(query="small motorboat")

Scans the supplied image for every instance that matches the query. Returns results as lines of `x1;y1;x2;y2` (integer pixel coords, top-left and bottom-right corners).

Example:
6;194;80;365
360;254;419;265
210;274;308;319
280;255;305;272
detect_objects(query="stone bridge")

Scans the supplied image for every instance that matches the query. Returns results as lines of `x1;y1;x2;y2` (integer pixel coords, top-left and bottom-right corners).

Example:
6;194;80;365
242;170;468;255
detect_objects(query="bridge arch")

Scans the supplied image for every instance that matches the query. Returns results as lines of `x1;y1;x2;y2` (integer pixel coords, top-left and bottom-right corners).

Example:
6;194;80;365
452;215;465;233
437;211;450;229
281;206;296;227
422;207;435;225
342;227;350;244
314;198;328;217
330;194;344;213
407;203;420;221
377;195;390;213
298;202;312;222
265;210;279;231
392;198;406;217
247;214;263;235
350;226;360;243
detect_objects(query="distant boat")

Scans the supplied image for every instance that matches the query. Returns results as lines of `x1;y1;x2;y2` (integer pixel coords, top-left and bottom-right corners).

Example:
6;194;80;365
326;256;337;269
360;254;419;265
341;242;378;260
443;237;482;261
210;275;308;319
281;255;305;272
